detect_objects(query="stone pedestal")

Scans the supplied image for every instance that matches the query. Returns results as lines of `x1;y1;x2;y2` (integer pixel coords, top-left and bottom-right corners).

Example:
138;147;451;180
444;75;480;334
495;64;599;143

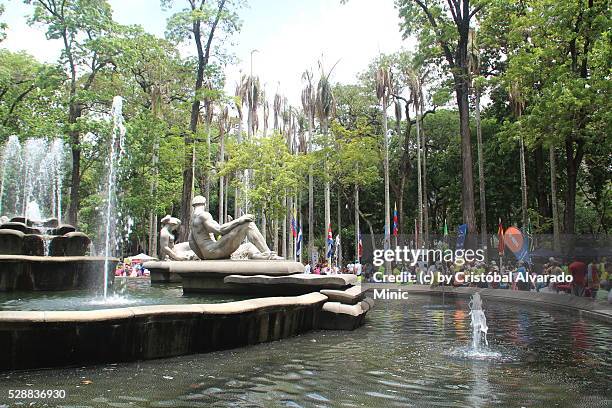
143;260;304;293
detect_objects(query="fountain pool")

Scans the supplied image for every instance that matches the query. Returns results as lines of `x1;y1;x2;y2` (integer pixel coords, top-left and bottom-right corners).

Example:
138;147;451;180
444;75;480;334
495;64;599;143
1;294;609;407
0;279;247;311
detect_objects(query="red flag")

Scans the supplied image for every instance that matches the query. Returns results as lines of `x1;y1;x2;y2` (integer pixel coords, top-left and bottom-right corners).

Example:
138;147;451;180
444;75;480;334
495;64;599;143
497;219;505;256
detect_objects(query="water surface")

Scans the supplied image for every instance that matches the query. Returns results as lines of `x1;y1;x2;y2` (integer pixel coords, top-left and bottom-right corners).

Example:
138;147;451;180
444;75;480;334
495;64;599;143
1;294;610;407
0;279;245;311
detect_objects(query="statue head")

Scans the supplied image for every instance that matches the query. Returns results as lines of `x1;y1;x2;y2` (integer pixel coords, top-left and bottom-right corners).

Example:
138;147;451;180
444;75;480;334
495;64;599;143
192;195;207;208
161;215;181;231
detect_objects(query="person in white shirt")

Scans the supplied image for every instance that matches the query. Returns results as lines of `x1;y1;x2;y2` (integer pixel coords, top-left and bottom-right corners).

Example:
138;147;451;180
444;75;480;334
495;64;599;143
304;263;311;274
354;262;362;276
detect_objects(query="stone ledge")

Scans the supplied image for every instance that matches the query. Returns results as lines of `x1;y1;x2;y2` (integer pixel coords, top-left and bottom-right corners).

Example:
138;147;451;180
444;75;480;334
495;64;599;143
225;273;358;287
318;300;368;331
320;285;367;304
150;260;304;276
0;293;328;323
0;293;328;371
0;255;116;262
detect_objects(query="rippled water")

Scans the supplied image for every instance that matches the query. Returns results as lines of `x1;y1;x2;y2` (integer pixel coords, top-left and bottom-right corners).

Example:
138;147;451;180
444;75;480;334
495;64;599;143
0;279;245;311
1;295;610;407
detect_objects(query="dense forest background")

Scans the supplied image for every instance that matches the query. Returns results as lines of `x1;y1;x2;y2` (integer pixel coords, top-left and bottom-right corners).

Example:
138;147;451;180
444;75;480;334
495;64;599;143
0;0;609;261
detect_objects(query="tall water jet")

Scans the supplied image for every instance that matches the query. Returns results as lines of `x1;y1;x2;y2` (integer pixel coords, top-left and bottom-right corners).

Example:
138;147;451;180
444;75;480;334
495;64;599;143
469;292;489;351
102;96;127;297
0;136;66;221
0;135;23;216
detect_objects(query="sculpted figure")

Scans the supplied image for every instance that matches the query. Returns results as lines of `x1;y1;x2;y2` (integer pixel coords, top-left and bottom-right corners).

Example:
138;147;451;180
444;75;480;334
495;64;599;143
189;195;281;260
159;215;197;260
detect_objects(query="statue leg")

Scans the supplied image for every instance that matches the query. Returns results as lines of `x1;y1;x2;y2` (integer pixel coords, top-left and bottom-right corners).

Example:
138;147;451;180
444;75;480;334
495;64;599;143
244;222;272;254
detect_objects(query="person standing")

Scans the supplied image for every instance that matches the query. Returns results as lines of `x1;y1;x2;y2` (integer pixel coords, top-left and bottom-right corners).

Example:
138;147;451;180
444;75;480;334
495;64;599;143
586;259;600;299
569;259;587;297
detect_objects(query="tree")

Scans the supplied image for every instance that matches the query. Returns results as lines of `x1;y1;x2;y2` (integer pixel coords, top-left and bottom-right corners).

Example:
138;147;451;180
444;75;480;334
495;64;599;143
0;4;7;43
468;28;488;257
113;26;191;255
25;0;117;226
316;62;336;265
163;0;242;240
301;70;316;264
0;50;64;136
376;65;393;258
499;0;610;235
397;0;485;233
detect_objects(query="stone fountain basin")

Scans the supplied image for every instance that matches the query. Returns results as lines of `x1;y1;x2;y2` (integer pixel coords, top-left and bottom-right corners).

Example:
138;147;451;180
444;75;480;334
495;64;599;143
0;255;118;292
0;292;328;371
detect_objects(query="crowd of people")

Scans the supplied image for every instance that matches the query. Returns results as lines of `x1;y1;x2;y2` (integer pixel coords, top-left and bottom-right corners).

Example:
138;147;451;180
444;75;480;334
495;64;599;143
303;261;363;276
114;261;150;277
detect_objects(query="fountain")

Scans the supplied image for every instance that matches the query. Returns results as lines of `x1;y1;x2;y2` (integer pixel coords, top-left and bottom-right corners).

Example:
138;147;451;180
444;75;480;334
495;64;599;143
0;127;118;292
101;96;127;297
0;136;65;221
469;292;489;351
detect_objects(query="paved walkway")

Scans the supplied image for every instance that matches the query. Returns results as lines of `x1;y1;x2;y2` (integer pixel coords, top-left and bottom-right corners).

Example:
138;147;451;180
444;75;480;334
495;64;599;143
362;283;612;323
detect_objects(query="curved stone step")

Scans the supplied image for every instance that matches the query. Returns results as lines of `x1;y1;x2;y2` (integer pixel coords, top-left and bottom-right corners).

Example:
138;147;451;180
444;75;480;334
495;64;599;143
320;285;367;305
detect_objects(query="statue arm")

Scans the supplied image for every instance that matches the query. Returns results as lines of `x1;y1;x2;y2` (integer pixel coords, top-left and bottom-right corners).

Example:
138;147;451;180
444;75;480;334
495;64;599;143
219;216;249;235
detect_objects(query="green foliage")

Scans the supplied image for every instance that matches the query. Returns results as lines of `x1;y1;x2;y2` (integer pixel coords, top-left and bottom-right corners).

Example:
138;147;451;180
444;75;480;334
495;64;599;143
0;50;65;137
221;133;300;219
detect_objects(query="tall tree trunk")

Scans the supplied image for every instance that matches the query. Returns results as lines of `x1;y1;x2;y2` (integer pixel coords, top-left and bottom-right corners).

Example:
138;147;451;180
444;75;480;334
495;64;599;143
415;103;423;247
382;98;391;271
205;113;212;211
563;137;584;234
549;145;560;252
420;107;430;248
307;116;314;265
336;188;342;268
287;195;293;260
68;129;80;226
455;69;477;233
282;194;287;257
354;184;360;262
322;120;331;265
218;126;225;224
148;87;161;257
234;118;242;219
519;134;528;228
533;144;550;219
475;87;487;259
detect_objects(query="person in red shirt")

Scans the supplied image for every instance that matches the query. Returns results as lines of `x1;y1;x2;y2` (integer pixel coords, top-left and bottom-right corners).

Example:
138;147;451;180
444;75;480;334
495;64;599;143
569;260;587;297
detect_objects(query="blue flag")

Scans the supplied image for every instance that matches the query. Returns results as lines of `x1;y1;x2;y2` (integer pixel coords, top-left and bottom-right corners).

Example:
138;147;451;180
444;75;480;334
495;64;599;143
456;224;468;249
326;224;334;259
296;225;303;257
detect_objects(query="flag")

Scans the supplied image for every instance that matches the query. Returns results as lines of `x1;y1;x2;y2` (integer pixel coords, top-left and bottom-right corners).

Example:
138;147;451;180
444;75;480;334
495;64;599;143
326;224;334;259
443;218;448;237
296;225;303;257
497;218;505;256
456;224;468;249
393;202;399;237
290;210;298;238
503;226;531;264
334;234;341;264
358;231;363;260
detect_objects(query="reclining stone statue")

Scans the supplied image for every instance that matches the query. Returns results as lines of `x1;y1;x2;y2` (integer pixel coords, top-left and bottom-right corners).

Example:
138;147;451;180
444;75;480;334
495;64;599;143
159;215;197;261
189;195;282;260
